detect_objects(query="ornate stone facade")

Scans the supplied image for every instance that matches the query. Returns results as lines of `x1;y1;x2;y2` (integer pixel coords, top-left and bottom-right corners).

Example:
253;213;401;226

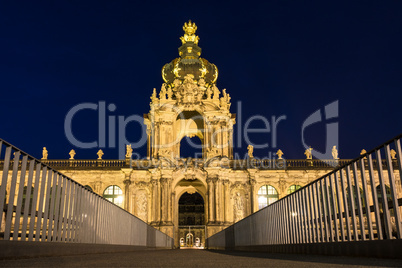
2;21;399;248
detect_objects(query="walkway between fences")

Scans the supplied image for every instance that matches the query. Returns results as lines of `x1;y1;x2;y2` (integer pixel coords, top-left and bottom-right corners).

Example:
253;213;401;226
0;139;173;248
207;134;402;258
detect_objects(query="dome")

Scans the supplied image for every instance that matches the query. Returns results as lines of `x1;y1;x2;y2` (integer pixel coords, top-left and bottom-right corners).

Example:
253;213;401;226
162;21;218;87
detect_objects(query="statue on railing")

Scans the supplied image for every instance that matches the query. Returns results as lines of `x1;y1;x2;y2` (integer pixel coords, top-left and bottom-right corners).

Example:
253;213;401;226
390;149;397;160
332;145;339;159
69;149;76;160
304;147;313;159
97;149;104;160
126;144;133;158
247;144;254;158
360;149;367;159
42;147;48;160
276;149;284;160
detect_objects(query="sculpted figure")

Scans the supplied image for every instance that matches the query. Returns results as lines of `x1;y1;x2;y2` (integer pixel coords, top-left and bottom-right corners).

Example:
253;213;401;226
206;87;212;99
304;147;313;159
198;78;206;88
390;149;397;160
42;147;48;160
212;85;219;100
332;145;339;159
234;192;244;222
151;88;158;103
160;83;167;100
69;149;76;160
360;149;367;159
173;79;181;88
97;149;104;160
276;149;284;159
247;144;254;158
167;87;173;100
126;144;133;158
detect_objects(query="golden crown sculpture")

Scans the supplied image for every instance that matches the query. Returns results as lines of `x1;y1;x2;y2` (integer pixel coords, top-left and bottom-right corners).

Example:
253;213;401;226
180;20;200;45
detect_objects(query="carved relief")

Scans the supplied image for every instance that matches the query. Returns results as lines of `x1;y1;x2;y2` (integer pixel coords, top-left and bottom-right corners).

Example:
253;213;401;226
233;192;244;222
136;192;148;222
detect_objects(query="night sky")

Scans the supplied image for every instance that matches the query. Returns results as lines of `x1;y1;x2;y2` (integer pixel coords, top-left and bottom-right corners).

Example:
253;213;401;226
1;1;401;160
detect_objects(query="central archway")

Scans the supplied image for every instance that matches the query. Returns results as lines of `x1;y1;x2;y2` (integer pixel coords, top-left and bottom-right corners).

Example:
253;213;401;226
180;136;202;158
178;192;205;248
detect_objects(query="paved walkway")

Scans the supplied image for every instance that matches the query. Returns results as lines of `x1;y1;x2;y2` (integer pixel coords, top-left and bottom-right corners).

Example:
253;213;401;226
1;249;402;267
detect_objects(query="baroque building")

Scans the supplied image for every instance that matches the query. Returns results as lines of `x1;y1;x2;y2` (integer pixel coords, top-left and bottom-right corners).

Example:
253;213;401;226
3;21;399;248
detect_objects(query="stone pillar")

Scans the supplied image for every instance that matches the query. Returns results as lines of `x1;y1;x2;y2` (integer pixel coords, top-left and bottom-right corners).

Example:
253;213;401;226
213;177;219;223
151;179;159;224
160;177;169;223
170;192;175;224
249;179;256;214
121;169;133;211
94;181;102;196
206;178;214;223
167;179;173;223
222;180;230;223
146;127;151;159
123;178;132;211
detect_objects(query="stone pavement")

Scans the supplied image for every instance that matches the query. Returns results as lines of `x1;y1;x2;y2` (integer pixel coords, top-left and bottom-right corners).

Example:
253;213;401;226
1;249;402;267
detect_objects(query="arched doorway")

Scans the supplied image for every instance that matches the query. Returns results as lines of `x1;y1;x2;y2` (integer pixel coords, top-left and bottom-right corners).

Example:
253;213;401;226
178;192;205;248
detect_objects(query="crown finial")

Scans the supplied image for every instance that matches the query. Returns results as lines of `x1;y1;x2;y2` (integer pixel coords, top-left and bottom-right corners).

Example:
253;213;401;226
180;20;200;45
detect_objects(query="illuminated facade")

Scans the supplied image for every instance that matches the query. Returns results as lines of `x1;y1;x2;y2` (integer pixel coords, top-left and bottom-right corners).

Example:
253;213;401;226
4;21;398;248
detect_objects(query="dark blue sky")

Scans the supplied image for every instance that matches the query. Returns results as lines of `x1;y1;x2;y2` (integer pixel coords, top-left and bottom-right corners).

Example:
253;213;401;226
1;1;401;160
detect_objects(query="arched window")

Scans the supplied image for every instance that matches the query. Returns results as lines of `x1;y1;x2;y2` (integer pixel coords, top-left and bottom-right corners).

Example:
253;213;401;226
257;185;278;209
287;185;301;194
346;186;365;209
376;185;393;216
103;185;123;207
84;185;93;192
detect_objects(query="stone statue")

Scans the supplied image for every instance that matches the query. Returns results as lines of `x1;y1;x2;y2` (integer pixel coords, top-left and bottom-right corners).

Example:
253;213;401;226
247;144;254;158
151;88;158;103
198;78;206;88
206;86;212;99
332;145;339;159
97;149;104;160
304;147;313;159
42;147;48;160
220;97;227;110
276;149;284;159
173;79;181;88
390;149;397;160
234;192;244;222
360;149;367;159
125;144;133;158
69;149;76;160
160;83;167;100
212;85;219;100
167;87;173;100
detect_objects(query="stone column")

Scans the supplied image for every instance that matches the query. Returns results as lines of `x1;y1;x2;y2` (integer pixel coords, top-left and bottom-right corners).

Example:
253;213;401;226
167;178;173;223
160;177;169;223
123;178;132;211
222;180;230;223
213;177;221;223
249;179;256;214
206;178;215;223
151;179;159;224
146;127;151;159
170;192;175;224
